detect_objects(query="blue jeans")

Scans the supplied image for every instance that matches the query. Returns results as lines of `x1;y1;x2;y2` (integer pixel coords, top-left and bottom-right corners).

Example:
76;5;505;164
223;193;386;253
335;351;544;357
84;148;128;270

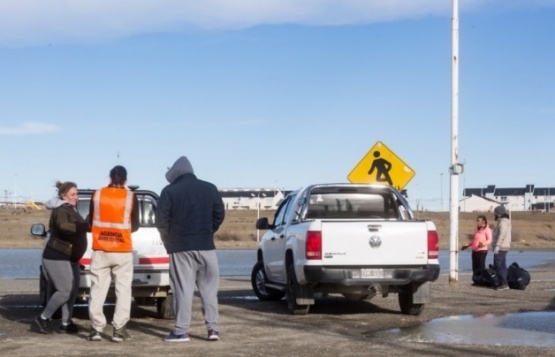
493;250;508;285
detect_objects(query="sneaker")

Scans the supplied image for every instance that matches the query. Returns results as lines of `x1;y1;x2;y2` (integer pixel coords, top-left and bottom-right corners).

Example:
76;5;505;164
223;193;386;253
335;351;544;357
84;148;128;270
207;329;220;341
35;316;52;334
163;332;190;342
496;284;509;291
87;330;102;341
58;322;80;334
112;326;131;343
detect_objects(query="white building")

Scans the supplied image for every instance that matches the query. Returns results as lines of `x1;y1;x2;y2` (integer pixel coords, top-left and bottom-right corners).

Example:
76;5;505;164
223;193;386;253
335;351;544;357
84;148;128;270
462;184;554;212
219;188;288;210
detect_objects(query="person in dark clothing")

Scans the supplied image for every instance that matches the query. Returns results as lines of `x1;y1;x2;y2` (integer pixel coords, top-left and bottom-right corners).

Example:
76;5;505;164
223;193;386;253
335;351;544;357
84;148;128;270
35;181;89;334
156;156;225;342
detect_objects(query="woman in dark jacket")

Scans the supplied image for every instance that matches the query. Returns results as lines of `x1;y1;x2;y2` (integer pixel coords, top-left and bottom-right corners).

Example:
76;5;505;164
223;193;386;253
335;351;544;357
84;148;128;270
35;181;88;334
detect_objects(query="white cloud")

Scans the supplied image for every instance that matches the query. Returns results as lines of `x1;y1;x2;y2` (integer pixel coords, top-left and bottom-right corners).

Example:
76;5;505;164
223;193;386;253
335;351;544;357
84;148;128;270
0;122;61;135
0;0;492;47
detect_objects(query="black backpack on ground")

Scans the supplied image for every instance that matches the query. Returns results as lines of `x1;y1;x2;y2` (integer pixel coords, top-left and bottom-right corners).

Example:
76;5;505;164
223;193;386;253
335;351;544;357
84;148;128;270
472;268;500;288
507;262;531;290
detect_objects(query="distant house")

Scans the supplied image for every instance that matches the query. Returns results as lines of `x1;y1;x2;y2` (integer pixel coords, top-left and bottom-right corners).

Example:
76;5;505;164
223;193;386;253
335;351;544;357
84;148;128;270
219;188;290;210
462;184;555;212
459;194;499;213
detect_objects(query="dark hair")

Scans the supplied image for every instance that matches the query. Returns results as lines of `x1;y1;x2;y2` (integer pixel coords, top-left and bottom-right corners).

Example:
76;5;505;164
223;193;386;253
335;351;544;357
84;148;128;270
109;165;128;186
55;181;77;199
476;215;488;226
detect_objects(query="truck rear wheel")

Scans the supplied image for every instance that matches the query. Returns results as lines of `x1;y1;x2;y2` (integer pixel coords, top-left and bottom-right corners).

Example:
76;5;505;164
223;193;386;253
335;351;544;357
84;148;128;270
398;290;425;316
157;295;175;319
286;263;310;315
251;261;285;301
39;266;48;307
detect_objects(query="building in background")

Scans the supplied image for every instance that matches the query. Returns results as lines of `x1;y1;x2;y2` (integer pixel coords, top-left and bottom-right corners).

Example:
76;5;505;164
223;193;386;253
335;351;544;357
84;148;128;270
219;188;290;211
462;184;554;212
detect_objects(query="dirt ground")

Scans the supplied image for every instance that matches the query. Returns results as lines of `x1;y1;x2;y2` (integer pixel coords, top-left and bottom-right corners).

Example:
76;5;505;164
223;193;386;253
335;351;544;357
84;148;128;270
1;207;555;356
1;269;555;356
2;206;555;250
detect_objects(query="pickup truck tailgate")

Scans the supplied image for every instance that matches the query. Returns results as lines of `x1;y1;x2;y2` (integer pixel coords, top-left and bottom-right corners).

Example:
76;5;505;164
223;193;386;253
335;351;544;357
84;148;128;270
320;221;429;266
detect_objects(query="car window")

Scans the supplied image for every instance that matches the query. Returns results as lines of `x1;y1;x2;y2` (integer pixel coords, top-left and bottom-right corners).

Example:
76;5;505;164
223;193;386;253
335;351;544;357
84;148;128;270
76;199;90;220
273;196;293;228
140;196;157;227
77;192;158;227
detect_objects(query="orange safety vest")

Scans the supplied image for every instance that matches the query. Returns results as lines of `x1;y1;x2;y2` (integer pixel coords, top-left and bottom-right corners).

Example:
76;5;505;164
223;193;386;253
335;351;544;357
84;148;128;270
91;187;134;252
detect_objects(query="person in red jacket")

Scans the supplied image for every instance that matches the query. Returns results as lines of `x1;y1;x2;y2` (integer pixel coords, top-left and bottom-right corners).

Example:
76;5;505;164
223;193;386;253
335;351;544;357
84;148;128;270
464;215;492;274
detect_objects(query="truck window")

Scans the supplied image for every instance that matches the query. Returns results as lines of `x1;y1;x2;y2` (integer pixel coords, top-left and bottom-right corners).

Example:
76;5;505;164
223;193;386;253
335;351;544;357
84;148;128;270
76;199;90;220
273;195;295;227
306;192;399;219
140;196;157;227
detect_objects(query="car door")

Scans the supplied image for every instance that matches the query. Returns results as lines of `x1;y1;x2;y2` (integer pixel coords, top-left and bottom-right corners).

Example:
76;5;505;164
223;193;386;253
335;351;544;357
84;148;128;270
264;195;295;283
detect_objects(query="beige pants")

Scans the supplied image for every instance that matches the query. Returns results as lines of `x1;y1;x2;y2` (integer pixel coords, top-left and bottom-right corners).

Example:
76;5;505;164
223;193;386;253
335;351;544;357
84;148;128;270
88;251;133;331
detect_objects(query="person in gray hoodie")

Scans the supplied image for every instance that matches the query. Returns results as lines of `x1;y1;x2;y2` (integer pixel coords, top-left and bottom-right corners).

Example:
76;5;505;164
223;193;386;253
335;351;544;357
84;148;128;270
35;181;89;335
156;156;225;342
492;205;512;290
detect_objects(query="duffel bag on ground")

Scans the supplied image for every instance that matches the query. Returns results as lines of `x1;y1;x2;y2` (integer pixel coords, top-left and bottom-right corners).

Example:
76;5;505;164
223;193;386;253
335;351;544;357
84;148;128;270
472;268;500;288
507;262;531;290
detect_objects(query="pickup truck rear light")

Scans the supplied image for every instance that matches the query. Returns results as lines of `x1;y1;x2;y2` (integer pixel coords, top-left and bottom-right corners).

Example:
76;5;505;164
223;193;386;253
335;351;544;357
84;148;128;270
306;231;322;260
428;230;439;259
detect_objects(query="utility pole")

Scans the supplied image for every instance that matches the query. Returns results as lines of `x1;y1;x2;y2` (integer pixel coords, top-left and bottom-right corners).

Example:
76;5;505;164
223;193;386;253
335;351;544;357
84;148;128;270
449;0;461;284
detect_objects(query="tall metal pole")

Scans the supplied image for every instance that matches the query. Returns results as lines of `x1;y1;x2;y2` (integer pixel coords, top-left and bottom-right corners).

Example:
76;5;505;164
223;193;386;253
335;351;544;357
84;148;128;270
440;173;444;211
449;0;460;283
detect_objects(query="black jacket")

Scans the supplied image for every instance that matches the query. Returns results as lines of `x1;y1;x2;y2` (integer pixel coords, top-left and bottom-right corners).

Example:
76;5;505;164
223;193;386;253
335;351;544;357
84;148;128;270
156;173;225;253
43;203;88;262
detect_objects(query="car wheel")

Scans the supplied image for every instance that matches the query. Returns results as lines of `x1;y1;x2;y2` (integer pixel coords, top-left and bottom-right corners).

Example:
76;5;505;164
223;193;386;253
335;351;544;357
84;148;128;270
157;295;175;320
39;266;48;307
251;261;285;301
286;263;310;315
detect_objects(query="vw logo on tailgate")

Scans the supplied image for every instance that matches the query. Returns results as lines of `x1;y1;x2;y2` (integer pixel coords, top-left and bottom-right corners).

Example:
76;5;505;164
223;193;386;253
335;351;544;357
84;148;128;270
368;235;382;248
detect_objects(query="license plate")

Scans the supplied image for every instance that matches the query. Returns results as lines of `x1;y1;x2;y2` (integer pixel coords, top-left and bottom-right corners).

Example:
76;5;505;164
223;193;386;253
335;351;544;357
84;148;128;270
360;268;385;279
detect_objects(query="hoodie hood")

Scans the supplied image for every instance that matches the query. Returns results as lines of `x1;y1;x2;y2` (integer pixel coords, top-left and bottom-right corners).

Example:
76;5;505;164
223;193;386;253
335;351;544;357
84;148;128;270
45;197;69;210
166;156;194;183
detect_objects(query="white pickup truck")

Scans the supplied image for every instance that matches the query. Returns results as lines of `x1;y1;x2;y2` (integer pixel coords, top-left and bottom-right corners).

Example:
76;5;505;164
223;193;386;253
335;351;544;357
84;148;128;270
32;188;174;319
251;183;440;315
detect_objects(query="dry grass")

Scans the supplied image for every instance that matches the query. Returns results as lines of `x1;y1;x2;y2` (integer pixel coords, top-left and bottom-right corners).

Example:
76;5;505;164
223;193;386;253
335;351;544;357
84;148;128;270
1;206;554;250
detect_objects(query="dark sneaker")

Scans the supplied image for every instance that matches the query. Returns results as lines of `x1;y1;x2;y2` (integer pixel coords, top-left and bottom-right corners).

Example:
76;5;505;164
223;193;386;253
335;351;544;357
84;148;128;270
112;326;131;343
496;284;509;291
207;329;220;341
163;332;190;342
35;316;53;334
87;330;102;341
58;322;80;334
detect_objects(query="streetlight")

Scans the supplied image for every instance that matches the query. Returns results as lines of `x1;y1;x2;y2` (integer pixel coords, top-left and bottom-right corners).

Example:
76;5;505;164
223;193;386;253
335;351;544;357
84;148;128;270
252;191;266;242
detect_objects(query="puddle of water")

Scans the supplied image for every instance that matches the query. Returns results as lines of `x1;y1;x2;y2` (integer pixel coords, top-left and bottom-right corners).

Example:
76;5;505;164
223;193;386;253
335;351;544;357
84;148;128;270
375;312;555;347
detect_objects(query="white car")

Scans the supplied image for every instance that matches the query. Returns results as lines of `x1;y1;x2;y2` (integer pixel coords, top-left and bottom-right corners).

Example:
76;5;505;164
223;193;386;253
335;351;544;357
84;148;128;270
31;187;174;319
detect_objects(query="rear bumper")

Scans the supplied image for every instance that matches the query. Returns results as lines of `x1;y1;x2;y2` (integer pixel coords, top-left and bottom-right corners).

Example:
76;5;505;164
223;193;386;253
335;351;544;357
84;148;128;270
304;264;440;286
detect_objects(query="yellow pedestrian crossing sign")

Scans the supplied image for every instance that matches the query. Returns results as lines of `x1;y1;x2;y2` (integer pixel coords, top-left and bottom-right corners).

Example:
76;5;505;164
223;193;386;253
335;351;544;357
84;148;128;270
347;141;415;190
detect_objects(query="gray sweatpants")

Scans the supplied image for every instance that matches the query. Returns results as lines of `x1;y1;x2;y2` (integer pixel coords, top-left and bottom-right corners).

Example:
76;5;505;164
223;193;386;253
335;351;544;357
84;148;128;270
41;258;81;324
170;250;219;335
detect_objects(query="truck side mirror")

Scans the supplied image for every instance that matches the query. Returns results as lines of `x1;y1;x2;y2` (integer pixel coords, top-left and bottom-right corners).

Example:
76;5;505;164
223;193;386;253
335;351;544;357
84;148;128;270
256;217;270;230
30;223;47;237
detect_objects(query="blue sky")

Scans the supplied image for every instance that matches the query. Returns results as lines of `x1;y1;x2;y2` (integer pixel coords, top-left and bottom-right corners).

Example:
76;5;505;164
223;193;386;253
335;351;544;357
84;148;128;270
1;0;554;211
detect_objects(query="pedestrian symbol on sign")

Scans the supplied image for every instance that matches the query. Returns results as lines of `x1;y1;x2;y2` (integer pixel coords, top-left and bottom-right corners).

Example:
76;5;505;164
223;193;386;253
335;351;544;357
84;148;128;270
347;141;415;190
368;151;392;186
